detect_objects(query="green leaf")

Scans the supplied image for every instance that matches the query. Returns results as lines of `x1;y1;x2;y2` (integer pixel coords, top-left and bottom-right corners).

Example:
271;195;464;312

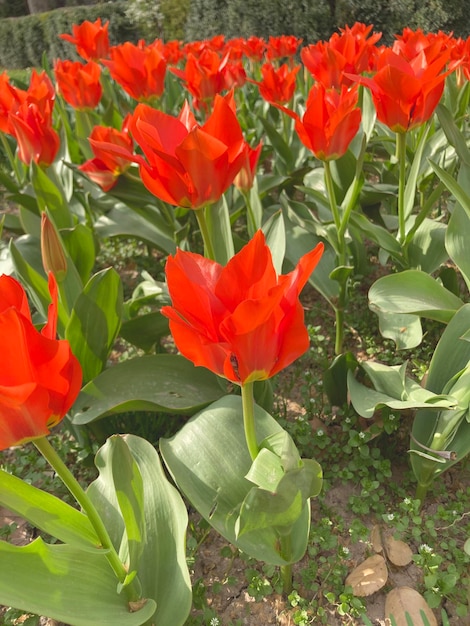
87;435;191;626
406;218;448;274
0;470;99;550
160;395;312;565
429;160;470;219
411;304;470;488
369;270;463;325
66;268;123;383
72;354;226;425
262;209;285;275
259;116;294;171
94;201;177;256
347;361;456;419
204;195;235;264
375;309;423;350
61;223;96;285
30;162;72;229
0;538;156;626
404;125;430;221
120;311;169;352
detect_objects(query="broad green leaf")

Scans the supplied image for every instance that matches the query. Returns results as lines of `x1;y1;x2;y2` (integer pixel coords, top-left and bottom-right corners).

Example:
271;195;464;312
61;223;96;285
30;162;72;229
88;435;191;626
436;103;470;167
349;212;402;258
406;218;448;274
323;351;358;407
403;124;430;221
120;311;169;352
375;309;423;349
160;395;311;565
66;268;123;383
262;209;285;274
369;270;463;325
0;470;99;550
94;201;177;256
411;304;470;489
284;216;338;304
347;361;456;419
259;116;294;171
72;354;226;425
429;160;470;219
0;538;156;626
204;195;235;264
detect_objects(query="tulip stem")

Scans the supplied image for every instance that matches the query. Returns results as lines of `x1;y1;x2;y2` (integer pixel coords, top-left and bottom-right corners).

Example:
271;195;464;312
397;131;407;245
33;436;143;605
195;207;216;260
241;382;259;461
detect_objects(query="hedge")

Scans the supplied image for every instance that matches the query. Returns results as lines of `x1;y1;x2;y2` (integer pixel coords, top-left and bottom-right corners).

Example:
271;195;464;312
0;2;139;69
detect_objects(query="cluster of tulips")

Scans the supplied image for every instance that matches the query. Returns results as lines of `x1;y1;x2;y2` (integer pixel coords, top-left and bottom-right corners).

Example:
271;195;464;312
1;15;470;626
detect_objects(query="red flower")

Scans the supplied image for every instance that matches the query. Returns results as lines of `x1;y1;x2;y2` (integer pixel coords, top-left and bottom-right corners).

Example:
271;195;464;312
266;35;303;61
283;83;361;161
242;36;267;63
79;117;134;191
0;273;82;450
301;22;381;88
54;59;102;110
353;45;452;132
102;40;167;102
233;142;263;191
9;102;60;167
0;72;24;134
129;92;247;209
60;18;110;61
161;231;323;385
254;62;300;105
170;48;230;111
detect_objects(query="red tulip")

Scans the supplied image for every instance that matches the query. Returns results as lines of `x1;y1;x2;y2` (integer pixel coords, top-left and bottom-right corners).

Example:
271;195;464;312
79;117;134;191
352;45;452;132
60;18;110;61
0;72;24;134
0;273;82;450
242;36;267;63
301;22;381;88
161;230;324;385
170;48;230;111
54;59;102;110
282;83;361;161
254;62;300;105
233;142;263;191
266;35;303;61
129;92;247;209
9;101;60;167
102;40;167;102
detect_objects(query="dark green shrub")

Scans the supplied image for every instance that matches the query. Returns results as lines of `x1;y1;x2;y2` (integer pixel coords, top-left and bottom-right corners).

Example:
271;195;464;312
161;0;190;41
0;0;28;18
0;2;140;69
185;0;334;44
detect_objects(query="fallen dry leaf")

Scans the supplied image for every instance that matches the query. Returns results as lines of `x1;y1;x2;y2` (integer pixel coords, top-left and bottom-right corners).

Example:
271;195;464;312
345;554;388;597
384;534;413;567
385;587;437;626
370;524;384;553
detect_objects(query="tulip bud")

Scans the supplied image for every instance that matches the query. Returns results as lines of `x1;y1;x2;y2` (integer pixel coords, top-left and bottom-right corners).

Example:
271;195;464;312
41;212;67;282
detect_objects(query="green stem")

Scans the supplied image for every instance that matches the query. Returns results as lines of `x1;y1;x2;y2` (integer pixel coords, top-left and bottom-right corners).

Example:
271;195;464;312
334;303;344;356
195;206;216;260
396;131;408;245
241;382;259;461
33;437;141;604
323;160;342;248
415;482;429;507
280;533;293;594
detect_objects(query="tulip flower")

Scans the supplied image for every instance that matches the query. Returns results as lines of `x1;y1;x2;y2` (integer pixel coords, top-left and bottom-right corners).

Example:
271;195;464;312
102;40;167;102
79;118;134;191
284;83;361;161
0;273;82;450
9;101;60;167
233;142;263;192
351;45;452;133
0;72;23;134
253;62;300;105
301;22;381;89
54;59;102;110
59;18;110;61
266;35;303;61
161;230;324;386
170;49;228;111
129;92;247;210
